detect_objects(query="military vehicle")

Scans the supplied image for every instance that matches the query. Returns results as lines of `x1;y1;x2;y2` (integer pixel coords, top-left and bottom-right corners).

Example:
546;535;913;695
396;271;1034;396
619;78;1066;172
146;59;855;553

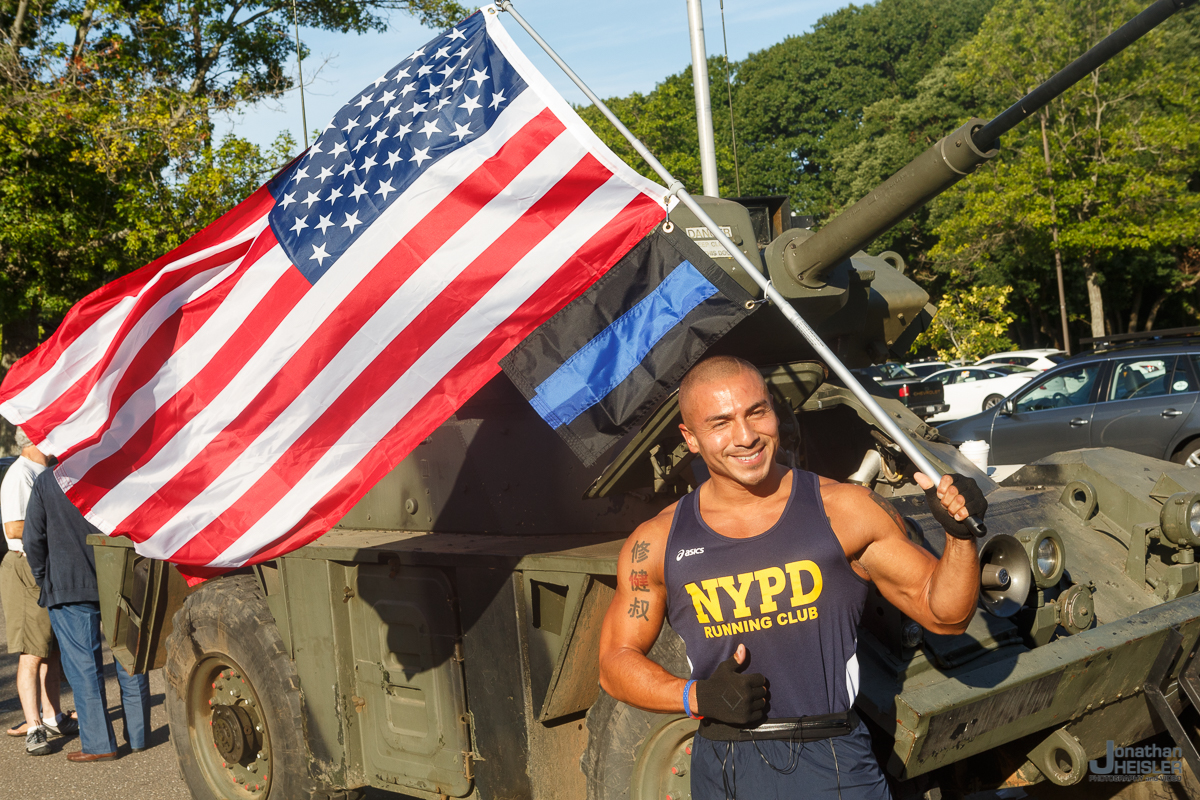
87;1;1200;798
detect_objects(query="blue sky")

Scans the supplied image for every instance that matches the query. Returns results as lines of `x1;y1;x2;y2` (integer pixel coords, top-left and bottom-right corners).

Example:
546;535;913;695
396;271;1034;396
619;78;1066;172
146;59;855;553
214;1;835;152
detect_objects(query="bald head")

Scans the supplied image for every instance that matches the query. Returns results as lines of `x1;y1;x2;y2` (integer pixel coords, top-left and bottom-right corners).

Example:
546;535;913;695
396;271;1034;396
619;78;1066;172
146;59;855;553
677;356;780;487
679;356;766;427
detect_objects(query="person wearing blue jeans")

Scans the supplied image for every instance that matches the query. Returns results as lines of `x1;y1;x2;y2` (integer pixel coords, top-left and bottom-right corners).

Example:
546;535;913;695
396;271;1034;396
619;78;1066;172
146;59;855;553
48;602;150;756
23;468;152;762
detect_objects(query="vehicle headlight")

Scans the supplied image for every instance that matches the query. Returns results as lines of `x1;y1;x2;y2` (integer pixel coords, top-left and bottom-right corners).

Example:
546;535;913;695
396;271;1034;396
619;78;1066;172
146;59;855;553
1020;528;1065;588
1159;492;1200;548
1036;538;1060;580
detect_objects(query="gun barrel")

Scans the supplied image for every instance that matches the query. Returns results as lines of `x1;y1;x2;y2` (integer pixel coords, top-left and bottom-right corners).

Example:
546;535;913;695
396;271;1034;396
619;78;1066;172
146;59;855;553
782;119;997;289
785;0;1195;289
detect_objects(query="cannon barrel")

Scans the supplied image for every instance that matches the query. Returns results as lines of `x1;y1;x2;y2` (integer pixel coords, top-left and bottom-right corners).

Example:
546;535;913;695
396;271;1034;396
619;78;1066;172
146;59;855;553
783;0;1196;289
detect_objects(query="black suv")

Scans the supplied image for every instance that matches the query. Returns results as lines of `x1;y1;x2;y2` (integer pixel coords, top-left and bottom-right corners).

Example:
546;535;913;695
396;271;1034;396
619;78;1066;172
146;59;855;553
937;340;1200;466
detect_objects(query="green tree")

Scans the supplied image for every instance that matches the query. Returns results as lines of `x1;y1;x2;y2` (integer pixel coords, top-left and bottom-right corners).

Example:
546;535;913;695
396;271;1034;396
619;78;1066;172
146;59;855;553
0;0;466;371
732;0;994;217
575;56;743;197
914;283;1016;361
575;0;993;212
930;0;1200;341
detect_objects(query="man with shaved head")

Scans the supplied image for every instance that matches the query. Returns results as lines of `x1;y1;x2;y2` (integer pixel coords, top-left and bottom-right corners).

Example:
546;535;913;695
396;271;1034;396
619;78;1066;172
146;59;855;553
598;355;986;798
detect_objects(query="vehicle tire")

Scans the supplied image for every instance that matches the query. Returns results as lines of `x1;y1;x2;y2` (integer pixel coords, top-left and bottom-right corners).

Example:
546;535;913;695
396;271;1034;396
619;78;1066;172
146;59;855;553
582;624;695;800
165;574;321;800
982;394;1005;411
1171;438;1200;468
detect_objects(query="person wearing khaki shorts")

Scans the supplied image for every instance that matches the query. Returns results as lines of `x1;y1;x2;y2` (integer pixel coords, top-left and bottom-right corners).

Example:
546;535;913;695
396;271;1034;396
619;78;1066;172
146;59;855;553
1;427;75;755
1;552;58;659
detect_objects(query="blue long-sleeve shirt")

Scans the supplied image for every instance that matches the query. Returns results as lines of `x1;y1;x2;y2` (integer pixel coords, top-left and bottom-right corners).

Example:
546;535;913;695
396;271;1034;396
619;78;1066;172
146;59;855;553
23;468;101;608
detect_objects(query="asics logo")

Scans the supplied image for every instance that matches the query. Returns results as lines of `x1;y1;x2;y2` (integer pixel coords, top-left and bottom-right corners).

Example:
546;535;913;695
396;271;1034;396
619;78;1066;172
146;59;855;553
677;547;705;561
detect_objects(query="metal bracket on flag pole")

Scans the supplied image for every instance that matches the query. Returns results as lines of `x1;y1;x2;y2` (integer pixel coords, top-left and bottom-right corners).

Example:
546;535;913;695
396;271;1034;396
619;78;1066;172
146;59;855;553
497;1;986;537
747;284;772;309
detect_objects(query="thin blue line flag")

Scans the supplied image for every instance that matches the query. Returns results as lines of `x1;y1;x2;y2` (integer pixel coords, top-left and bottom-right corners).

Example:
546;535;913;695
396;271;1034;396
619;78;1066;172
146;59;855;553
501;223;759;467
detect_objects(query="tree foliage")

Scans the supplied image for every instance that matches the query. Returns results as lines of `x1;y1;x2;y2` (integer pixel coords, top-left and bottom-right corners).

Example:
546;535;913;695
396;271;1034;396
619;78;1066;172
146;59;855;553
578;0;1199;354
576;0;994;206
0;0;465;367
914;283;1016;361
929;0;1200;343
732;0;993;217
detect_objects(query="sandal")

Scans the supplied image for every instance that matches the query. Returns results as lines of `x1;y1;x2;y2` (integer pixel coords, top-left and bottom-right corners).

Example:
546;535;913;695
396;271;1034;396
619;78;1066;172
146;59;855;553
6;722;29;737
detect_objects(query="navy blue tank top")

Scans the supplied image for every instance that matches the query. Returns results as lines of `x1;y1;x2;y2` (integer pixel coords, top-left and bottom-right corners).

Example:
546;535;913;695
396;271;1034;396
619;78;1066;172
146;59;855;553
664;469;868;719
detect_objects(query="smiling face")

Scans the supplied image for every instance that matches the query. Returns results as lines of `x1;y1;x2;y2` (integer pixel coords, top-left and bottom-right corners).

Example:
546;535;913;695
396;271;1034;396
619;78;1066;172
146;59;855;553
679;363;780;488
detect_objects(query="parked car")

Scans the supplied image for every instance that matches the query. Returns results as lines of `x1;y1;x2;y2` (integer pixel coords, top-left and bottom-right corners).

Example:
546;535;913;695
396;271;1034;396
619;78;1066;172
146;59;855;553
920;365;1039;422
856;362;918;383
938;343;1200;466
904;360;951;379
975;348;1067;371
848;366;948;419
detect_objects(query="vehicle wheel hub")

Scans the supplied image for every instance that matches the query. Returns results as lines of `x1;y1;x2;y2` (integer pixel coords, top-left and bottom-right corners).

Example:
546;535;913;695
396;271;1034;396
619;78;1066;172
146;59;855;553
211;703;256;762
630;717;698;800
194;662;271;795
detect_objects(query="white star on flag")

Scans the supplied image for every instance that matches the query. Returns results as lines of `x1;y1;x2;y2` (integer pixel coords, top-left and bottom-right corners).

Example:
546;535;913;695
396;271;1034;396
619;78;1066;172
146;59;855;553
374;178;396;200
419;119;442;139
409;146;432;166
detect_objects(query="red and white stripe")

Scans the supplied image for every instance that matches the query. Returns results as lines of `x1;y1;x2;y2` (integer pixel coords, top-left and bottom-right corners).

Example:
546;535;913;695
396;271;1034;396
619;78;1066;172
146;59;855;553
0;14;667;576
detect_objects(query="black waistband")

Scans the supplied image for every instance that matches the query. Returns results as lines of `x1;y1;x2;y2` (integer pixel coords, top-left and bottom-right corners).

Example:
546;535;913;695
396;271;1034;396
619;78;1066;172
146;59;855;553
696;709;860;742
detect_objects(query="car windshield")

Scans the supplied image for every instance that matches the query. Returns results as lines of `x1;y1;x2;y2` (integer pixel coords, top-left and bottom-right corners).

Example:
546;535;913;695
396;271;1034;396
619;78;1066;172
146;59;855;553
986;364;1036;375
1046;353;1067;364
1014;364;1103;412
877;363;916;379
907;363;948;378
985;356;1035;366
854;365;885;379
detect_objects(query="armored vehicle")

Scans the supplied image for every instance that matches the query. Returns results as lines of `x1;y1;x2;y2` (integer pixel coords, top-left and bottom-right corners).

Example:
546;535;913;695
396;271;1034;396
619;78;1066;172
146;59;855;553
89;2;1200;798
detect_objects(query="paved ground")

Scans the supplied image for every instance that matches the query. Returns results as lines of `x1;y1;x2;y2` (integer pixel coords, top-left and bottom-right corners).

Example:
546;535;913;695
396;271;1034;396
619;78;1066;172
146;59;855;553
0;586;192;799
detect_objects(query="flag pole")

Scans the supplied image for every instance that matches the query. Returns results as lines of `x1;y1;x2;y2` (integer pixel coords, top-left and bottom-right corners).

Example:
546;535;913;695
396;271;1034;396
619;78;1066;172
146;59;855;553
496;0;986;537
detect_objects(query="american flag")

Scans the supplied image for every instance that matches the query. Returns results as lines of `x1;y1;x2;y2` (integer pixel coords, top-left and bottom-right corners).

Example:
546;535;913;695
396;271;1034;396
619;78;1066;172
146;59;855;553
0;6;666;578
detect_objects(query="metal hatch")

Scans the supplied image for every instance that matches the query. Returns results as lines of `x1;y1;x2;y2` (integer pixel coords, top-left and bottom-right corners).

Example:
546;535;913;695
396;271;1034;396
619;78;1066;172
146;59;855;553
347;563;472;797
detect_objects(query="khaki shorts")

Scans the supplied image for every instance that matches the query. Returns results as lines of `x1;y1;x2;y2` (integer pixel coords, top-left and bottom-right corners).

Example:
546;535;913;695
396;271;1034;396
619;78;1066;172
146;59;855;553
0;554;56;658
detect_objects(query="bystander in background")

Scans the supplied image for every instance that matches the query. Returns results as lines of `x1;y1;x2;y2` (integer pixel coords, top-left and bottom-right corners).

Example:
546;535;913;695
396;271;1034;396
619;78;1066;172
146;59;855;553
0;427;76;755
25;466;150;762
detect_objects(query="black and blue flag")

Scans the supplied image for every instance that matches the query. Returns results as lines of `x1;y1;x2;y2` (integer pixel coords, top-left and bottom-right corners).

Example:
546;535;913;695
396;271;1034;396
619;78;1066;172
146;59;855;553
501;223;758;467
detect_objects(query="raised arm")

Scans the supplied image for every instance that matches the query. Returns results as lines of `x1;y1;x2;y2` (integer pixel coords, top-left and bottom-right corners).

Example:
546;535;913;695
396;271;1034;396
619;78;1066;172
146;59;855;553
829;474;984;635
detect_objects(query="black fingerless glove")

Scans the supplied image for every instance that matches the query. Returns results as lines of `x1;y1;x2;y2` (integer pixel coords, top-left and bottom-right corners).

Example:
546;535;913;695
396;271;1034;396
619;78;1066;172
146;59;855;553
695;654;768;725
924;473;988;540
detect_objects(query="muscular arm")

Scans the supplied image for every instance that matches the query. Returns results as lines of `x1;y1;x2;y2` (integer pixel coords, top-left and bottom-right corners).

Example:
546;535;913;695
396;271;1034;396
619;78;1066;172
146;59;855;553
828;480;978;635
598;509;695;715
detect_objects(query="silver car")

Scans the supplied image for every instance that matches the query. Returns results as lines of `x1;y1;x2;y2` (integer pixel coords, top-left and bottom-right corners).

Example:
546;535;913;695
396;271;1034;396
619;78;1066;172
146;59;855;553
937;343;1200;466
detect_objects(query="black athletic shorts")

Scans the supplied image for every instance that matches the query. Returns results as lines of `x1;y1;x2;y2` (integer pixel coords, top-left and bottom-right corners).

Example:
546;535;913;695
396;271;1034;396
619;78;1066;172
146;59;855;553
690;721;892;800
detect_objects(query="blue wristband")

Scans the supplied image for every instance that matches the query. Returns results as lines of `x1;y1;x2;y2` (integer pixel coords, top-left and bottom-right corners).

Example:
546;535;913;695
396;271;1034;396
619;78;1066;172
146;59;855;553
684;679;703;720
